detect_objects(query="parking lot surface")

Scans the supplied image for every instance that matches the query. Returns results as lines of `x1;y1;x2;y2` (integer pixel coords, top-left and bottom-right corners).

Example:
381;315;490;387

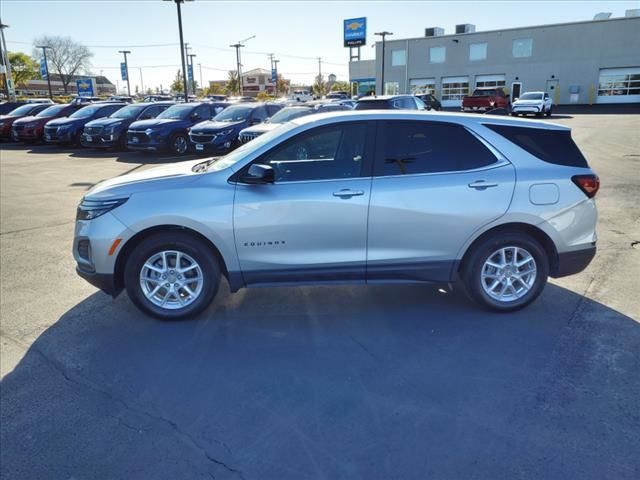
1;113;639;479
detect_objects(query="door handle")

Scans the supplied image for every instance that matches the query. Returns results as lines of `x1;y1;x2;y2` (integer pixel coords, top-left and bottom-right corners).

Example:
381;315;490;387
468;180;498;190
333;189;365;198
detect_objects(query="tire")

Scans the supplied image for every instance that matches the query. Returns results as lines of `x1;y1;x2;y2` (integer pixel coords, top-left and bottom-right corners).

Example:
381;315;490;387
461;231;549;312
124;232;221;319
510;112;518;116
546;106;552;117
169;132;189;155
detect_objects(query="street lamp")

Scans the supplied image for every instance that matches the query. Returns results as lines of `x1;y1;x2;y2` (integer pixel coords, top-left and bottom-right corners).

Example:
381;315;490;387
36;45;53;99
164;0;193;102
229;35;255;96
374;31;393;95
118;50;131;97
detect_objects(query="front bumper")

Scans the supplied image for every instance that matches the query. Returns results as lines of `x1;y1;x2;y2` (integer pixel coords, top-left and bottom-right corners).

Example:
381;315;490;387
44;129;74;144
512;105;542;114
76;267;120;296
553;245;596;277
81;131;121;148
189;134;235;154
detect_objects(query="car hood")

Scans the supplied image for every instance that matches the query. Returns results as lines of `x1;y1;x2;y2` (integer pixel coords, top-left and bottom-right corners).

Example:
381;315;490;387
129;118;186;130
12;115;41;125
46;117;82;127
191;120;244;133
513;99;543;106
0;114;21;121
86;117;125;128
240;123;279;135
86;158;206;199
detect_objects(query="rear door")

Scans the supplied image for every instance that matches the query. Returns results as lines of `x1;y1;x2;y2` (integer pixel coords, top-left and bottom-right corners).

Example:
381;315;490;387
367;120;516;283
233;121;374;284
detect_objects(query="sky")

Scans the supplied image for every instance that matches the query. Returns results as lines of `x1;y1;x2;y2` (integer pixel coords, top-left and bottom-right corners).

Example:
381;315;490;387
1;0;638;93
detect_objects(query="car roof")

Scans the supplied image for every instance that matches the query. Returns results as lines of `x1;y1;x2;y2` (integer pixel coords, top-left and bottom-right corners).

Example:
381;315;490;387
357;95;413;101
290;110;569;131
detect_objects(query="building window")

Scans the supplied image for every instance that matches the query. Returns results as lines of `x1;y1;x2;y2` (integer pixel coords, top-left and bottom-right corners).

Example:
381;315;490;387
385;82;400;95
391;49;406;67
246;77;257;84
475;75;506;88
429;46;446;63
441;76;469;102
512;38;533;58
469;43;487;61
598;69;640;96
409;78;436;95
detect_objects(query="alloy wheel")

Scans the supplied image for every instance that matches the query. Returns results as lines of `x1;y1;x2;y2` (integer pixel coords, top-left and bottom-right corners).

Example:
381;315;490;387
480;246;537;302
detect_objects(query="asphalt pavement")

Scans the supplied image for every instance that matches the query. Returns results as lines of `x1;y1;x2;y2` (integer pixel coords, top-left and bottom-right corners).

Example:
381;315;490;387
1;113;639;479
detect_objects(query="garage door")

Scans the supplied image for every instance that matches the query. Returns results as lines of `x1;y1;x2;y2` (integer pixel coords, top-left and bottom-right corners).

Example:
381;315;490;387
597;67;640;104
475;74;506;89
441;76;469;107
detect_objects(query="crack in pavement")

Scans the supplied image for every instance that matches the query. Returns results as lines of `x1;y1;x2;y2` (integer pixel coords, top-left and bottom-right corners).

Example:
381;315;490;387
0;220;76;236
25;345;247;480
348;334;379;361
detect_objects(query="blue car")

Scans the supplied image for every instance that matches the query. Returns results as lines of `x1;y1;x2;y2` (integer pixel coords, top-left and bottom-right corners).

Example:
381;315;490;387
127;102;228;155
81;102;174;150
189;102;283;155
44;103;127;146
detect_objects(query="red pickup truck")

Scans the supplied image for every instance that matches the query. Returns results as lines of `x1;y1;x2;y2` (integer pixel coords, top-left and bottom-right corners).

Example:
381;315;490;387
461;87;510;112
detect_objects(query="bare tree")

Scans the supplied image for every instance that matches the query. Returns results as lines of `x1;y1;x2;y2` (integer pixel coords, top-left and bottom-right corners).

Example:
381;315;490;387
33;36;92;93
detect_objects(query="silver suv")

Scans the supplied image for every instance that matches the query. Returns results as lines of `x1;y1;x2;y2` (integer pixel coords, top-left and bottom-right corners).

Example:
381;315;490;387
73;111;598;319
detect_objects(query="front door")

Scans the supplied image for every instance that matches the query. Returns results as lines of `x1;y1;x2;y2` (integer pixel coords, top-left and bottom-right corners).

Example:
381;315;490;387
367;120;516;283
546;79;559;105
511;82;522;101
233;121;374;285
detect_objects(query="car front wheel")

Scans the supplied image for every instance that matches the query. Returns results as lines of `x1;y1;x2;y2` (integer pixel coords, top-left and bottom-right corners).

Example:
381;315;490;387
462;231;549;311
124;232;220;319
170;133;189;155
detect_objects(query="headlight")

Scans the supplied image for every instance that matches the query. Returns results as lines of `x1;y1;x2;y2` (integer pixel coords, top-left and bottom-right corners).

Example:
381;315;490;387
104;125;117;134
217;129;234;137
145;128;154;135
76;197;128;221
57;125;71;132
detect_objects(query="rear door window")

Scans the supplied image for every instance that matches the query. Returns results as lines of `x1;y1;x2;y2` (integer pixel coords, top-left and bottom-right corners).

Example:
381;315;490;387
484;124;588;167
250;106;268;123
375;121;498;176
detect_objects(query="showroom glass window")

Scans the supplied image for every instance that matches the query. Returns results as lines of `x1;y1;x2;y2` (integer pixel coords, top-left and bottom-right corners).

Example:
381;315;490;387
385;82;400;95
512;38;533;57
376;121;496;176
258;123;367;182
391;49;406;66
429;46;446;63
469;43;487;61
410;78;436;95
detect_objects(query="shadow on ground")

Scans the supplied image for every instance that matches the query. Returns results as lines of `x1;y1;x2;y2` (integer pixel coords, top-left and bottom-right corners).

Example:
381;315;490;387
1;283;639;479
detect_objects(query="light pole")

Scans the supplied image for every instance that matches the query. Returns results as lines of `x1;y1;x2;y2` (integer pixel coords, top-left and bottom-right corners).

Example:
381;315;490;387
273;59;280;97
164;0;192;102
36;45;53;99
0;22;16;101
229;35;255;96
374;31;393;95
198;63;203;93
187;53;196;95
118;50;131;97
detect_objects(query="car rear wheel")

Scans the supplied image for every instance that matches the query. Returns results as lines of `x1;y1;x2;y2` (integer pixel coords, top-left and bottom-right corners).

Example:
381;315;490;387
170;133;189;155
462;231;549;311
124;232;220;319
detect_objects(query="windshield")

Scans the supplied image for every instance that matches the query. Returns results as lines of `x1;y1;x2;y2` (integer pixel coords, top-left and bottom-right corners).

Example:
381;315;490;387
7;105;36;116
519;93;543;100
70;105;103;119
213;106;253;122
37;105;67;117
207;122;298;172
473;89;498;96
268;107;313;123
110;104;146;119
157;104;196;120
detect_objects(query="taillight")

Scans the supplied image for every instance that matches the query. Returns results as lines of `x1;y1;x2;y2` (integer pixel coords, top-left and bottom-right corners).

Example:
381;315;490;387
572;174;600;198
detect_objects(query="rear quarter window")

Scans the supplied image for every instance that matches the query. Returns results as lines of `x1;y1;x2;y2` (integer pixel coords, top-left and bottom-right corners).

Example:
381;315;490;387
485;124;588;167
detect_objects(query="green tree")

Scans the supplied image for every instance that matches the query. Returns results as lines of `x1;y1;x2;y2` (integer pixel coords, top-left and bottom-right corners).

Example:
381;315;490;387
32;36;93;93
170;69;184;93
8;52;39;87
330;81;350;93
204;83;225;96
256;91;271;101
312;74;326;98
276;75;288;95
225;70;239;95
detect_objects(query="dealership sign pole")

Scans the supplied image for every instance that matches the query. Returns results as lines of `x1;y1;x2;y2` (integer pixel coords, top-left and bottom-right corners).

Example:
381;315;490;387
118;50;131;97
344;17;366;97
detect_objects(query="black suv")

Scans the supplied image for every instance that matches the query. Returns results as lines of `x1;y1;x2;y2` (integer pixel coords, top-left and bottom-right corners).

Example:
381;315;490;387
354;95;425;110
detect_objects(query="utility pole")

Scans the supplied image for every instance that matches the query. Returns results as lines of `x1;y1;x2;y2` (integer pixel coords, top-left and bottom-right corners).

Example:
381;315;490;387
273;59;280;97
36;44;53;99
374;31;393;95
229;35;255;97
0;22;16;101
198;63;203;92
164;0;192;102
118;50;131;97
139;67;144;94
187;53;196;95
317;57;322;78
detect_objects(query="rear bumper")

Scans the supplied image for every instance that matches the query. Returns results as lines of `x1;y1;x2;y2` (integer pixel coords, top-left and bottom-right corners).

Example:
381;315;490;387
76;266;120;297
553;245;596;277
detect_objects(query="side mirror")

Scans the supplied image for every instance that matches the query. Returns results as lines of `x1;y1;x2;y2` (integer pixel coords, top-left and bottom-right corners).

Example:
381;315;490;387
191;113;200;121
240;164;274;184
